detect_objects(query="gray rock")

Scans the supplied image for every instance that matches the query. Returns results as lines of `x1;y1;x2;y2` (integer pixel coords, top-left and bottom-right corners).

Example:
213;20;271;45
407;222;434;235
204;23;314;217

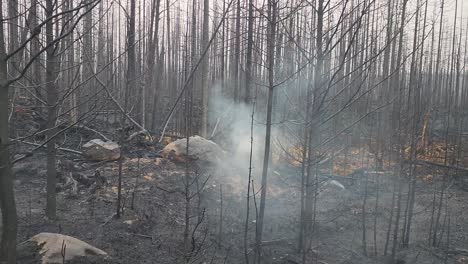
82;139;120;161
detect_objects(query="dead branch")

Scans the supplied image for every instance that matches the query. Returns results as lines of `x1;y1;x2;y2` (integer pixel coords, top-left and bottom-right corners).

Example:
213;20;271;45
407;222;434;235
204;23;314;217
65;173;79;196
86;52;151;142
12;140;82;155
127;130;148;141
129;233;154;240
75;125;111;141
191;208;206;253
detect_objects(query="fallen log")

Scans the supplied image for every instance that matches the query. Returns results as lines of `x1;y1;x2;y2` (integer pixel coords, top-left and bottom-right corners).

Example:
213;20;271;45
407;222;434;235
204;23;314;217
410;159;468;173
249;238;293;247
260;239;291;247
447;248;468;256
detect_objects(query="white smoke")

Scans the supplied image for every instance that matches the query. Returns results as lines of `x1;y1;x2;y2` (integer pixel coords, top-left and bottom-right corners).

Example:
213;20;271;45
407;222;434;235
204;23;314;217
207;85;269;183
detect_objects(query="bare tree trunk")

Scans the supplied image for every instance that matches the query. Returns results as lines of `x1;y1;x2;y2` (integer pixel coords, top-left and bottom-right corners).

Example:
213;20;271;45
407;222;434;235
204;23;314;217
232;0;241;102
403;0;427;247
45;0;59;220
391;2;408;261
373;174;380;256
200;0;210;137
362;171;368;256
0;3;17;260
244;0;254;104
28;0;43;116
7;0;19;71
7;0;19;135
256;0;277;261
62;0;77;123
165;0;174;125
244;100;255;264
307;0;325;247
298;74;312;252
126;0;136;112
220;0;226;85
432;0;445;106
117;0;137;218
148;0;161;130
384;181;396;256
189;0;197;131
183;57;195;261
81;0;94;116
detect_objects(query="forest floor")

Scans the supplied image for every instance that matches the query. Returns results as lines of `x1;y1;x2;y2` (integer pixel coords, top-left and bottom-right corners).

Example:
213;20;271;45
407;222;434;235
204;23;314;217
9;123;468;264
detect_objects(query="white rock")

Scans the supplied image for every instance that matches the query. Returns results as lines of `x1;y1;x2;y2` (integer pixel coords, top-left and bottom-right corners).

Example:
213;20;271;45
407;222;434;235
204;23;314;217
27;233;107;264
161;135;225;164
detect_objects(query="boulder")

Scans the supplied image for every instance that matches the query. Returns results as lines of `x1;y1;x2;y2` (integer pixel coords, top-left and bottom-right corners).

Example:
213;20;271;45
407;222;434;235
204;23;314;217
82;139;120;161
17;233;108;264
160;135;225;164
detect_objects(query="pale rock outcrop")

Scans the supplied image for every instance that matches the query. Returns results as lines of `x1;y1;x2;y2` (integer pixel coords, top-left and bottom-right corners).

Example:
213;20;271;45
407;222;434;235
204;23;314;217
161;135;225;165
17;233;108;264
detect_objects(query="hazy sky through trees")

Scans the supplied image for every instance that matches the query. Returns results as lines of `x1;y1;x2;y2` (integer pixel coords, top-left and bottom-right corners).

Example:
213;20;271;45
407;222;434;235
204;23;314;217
99;0;468;56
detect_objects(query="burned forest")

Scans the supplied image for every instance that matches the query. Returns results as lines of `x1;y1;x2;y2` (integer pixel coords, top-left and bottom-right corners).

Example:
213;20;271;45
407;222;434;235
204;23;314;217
1;0;468;263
